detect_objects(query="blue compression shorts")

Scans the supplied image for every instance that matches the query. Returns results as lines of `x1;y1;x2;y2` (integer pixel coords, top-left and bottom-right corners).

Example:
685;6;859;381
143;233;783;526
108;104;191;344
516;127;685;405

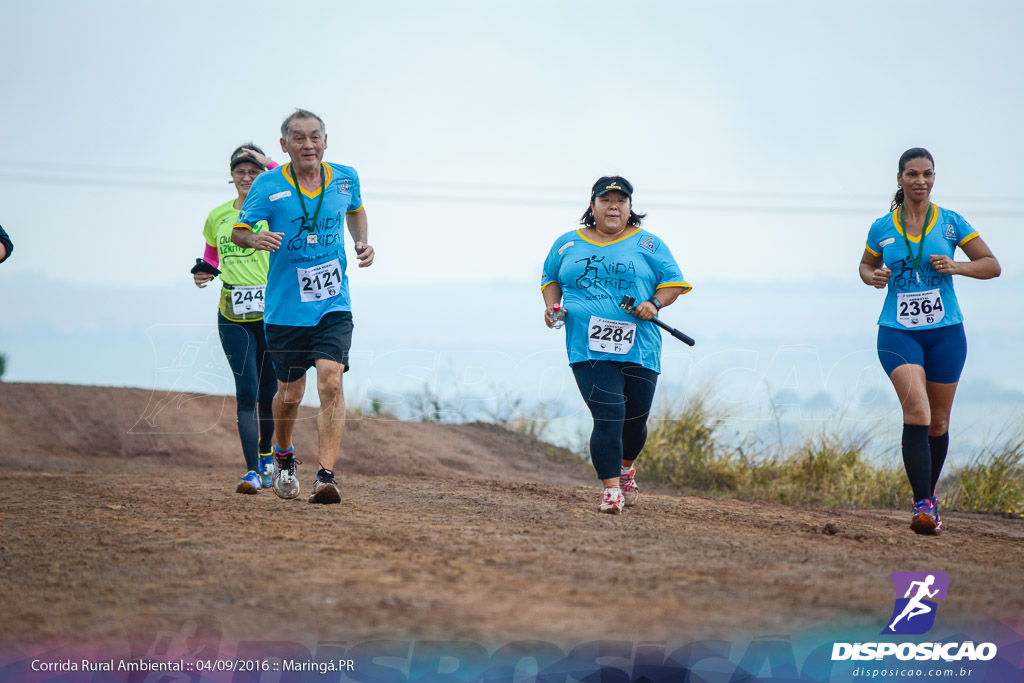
876;323;967;384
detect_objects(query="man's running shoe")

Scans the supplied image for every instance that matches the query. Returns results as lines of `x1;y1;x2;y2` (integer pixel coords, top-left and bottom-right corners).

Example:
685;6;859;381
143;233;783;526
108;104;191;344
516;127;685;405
620;467;640;507
308;466;341;505
599;487;624;515
258;452;274;488
236;470;262;495
910;498;938;535
272;448;301;500
930;495;945;534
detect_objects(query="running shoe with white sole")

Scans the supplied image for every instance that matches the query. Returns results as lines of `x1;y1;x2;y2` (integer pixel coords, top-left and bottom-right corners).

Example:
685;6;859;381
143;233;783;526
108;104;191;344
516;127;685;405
910;498;938;535
272;449;301;500
620;467;639;507
599;487;624;515
930;495;945;535
308;466;341;505
258;452;274;488
236;470;262;495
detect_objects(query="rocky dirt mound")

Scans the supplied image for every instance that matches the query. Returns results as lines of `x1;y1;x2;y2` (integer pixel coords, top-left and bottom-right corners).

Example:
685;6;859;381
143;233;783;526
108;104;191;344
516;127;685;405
0;382;592;485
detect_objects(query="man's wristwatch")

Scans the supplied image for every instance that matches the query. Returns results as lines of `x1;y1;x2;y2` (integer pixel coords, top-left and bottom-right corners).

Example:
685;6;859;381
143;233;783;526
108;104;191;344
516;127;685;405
648;297;663;310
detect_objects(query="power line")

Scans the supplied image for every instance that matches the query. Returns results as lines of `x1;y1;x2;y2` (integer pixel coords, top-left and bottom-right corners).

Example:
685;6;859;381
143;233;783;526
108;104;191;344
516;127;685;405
5;160;1023;204
2;167;1023;217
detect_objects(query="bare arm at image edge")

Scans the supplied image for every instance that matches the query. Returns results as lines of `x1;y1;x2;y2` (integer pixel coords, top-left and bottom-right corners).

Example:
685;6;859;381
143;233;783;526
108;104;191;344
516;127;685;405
346;208;374;267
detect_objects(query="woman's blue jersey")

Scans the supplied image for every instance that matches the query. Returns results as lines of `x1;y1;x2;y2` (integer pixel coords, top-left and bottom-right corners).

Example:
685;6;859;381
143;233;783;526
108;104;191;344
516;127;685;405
542;228;690;373
865;204;978;331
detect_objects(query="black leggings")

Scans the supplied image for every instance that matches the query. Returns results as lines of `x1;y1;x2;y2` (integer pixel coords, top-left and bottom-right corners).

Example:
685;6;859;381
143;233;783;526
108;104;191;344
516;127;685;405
218;313;277;471
571;361;659;481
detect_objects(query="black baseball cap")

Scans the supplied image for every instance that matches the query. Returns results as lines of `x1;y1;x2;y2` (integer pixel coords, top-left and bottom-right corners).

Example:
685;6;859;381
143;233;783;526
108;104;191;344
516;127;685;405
591;175;633;199
230;143;266;171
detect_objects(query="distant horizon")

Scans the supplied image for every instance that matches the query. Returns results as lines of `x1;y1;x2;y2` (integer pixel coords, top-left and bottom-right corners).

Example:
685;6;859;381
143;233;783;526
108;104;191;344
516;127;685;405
2;272;1020;465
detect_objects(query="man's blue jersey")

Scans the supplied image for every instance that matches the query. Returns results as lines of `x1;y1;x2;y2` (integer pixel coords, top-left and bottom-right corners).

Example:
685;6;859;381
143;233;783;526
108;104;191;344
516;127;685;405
865;204;979;331
542;228;690;373
235;162;363;326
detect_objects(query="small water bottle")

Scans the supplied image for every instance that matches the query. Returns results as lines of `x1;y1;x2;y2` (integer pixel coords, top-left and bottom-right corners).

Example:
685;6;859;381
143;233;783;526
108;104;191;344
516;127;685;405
551;304;566;329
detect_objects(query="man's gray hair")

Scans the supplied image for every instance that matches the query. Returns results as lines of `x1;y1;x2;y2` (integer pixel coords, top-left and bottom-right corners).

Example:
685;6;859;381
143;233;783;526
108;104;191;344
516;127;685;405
281;109;326;138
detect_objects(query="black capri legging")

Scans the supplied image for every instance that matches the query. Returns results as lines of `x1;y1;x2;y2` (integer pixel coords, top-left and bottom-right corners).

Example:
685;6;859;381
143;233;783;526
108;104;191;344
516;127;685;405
571;360;659;481
217;313;277;472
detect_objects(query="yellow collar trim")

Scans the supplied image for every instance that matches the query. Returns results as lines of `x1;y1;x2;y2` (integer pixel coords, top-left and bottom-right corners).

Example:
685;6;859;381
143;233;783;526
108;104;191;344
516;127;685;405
891;203;939;243
280;162;333;198
576;227;641;246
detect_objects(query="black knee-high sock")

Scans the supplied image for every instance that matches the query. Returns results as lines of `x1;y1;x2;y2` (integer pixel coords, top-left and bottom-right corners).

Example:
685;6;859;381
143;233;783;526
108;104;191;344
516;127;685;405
928;432;949;496
901;424;932;502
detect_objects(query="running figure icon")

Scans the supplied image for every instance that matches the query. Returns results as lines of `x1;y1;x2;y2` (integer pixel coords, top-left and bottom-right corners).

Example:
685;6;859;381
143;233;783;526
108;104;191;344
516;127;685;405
574;255;605;289
888;574;939;631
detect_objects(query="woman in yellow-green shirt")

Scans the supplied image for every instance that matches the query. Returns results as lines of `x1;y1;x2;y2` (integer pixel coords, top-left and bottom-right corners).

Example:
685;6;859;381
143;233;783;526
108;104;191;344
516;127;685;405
191;144;278;494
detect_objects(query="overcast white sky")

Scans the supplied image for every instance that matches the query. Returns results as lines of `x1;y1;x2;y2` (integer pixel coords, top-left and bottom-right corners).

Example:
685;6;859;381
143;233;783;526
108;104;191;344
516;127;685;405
0;1;1021;440
1;0;1021;288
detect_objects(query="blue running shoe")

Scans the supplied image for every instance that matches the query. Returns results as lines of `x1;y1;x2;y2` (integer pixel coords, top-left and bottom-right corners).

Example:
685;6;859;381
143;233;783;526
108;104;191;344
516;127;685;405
236;470;262;495
929;495;945;535
258;452;274;488
910;498;938;535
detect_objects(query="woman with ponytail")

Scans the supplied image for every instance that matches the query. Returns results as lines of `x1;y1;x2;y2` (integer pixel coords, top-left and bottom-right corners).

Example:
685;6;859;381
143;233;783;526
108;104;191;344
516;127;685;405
859;148;1000;535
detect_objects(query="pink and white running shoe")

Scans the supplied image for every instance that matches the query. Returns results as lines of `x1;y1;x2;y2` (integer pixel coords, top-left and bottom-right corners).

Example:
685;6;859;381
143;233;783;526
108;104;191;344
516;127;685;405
620;468;640;507
600;487;624;515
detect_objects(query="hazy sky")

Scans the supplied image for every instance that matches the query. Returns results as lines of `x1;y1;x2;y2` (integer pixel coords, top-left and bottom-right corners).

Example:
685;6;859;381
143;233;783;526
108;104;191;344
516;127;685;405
2;0;1021;289
1;1;1021;443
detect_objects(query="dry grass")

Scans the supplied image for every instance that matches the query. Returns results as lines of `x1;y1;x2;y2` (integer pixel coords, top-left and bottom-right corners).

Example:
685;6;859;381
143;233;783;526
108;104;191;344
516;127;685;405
943;426;1024;516
641;388;1024;515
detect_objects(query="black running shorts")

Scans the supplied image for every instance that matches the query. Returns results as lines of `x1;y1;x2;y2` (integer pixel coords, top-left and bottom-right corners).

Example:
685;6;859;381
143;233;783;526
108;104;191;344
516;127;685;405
265;311;353;383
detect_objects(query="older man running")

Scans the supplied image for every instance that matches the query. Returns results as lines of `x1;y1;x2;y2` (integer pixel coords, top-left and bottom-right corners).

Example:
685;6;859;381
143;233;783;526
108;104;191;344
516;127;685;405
232;109;374;505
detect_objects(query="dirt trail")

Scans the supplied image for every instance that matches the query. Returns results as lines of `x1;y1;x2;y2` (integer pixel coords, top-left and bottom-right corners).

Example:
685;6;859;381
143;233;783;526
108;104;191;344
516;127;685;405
1;383;1022;649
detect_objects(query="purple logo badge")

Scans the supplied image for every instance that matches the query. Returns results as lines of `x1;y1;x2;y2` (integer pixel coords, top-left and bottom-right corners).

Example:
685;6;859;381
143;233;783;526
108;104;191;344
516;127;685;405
881;571;949;635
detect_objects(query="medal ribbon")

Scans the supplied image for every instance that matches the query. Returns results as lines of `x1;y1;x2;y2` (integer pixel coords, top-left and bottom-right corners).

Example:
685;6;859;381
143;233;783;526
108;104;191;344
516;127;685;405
289;163;326;232
897;203;932;282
